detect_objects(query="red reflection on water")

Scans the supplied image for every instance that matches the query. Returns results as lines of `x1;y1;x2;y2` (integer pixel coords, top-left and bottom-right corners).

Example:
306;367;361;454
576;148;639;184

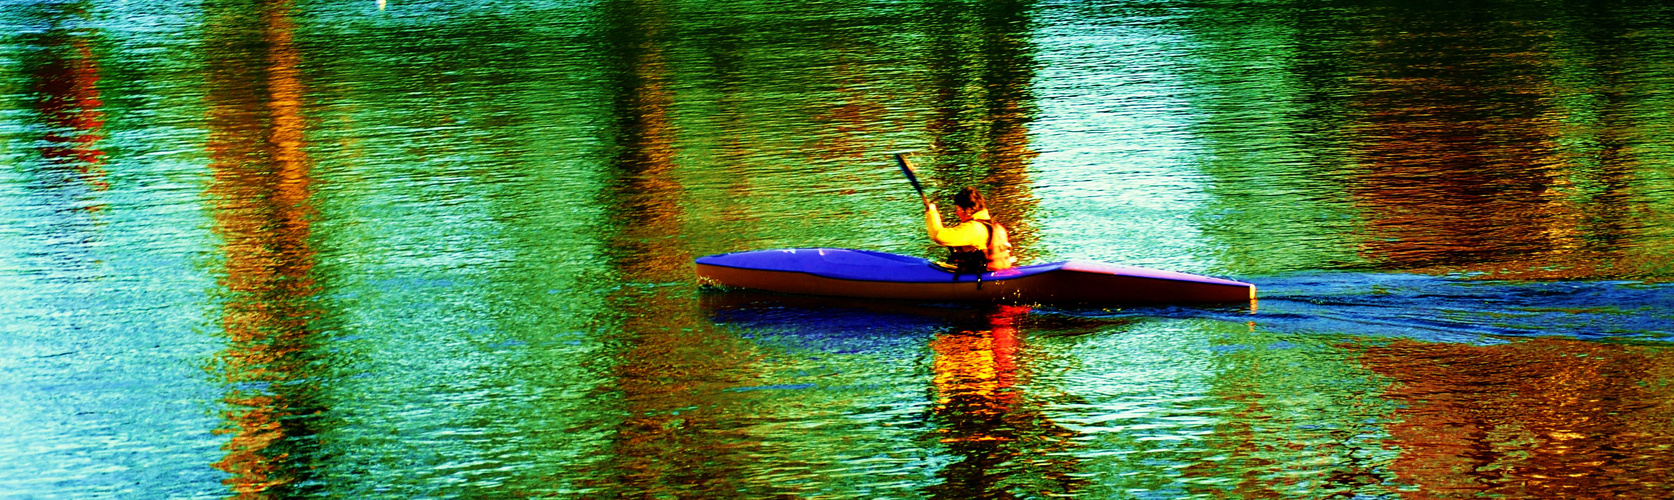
809;53;891;161
1181;341;1392;498
931;306;1027;431
926;306;1086;497
29;10;108;199
202;1;323;497
1361;338;1674;497
1181;356;1299;498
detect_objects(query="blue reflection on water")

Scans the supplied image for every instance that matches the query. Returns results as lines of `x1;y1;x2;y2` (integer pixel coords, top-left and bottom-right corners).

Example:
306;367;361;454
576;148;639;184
709;271;1674;350
706;292;952;355
1252;273;1674;343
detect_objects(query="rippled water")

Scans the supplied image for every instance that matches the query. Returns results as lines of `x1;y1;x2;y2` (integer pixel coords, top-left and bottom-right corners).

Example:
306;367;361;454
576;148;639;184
3;0;1673;498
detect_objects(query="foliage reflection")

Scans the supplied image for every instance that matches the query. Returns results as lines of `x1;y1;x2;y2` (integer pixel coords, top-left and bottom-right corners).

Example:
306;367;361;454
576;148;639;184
203;0;326;497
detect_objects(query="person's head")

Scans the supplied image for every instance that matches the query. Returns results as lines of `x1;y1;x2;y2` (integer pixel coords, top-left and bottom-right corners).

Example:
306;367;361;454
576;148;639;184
953;186;985;221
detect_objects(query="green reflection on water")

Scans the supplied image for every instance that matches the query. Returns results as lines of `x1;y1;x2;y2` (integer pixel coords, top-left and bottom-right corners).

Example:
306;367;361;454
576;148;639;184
1182;6;1371;275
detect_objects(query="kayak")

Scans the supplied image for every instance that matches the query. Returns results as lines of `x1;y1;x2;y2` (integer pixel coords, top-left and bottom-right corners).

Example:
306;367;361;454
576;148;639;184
695;248;1255;305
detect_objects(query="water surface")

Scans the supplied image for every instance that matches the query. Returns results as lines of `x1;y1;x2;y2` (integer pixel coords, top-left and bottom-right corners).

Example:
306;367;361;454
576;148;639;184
3;0;1673;498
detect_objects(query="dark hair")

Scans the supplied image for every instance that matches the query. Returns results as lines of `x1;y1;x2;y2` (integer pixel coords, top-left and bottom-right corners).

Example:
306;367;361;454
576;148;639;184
953;186;986;211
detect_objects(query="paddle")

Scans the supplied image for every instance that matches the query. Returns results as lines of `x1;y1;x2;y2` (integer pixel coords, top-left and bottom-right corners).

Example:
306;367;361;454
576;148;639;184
891;152;928;205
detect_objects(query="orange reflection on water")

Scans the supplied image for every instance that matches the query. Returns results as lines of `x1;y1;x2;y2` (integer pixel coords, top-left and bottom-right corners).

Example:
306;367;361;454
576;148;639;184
926;306;1084;497
1361;338;1674;498
203;0;322;497
930;306;1026;424
584;287;762;498
581;2;766;497
1340;26;1653;280
599;0;688;284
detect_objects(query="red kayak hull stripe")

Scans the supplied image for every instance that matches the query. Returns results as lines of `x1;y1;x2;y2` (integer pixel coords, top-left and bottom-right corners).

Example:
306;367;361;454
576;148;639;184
696;262;1255;304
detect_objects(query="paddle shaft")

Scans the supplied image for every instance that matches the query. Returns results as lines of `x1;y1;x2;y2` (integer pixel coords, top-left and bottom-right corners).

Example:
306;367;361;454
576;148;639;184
892;153;928;204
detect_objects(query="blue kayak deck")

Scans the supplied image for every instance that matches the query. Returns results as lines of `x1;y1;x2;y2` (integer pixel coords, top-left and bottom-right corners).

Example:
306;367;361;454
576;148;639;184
695;248;1033;283
696;248;1247;286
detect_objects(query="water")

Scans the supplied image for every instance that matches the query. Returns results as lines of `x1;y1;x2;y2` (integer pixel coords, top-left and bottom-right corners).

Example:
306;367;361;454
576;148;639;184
3;0;1673;498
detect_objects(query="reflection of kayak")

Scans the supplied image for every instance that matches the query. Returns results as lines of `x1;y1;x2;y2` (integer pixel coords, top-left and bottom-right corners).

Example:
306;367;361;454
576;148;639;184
695;248;1255;305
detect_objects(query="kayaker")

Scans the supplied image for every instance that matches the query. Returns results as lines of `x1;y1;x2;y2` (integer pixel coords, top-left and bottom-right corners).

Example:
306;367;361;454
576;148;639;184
925;186;1015;273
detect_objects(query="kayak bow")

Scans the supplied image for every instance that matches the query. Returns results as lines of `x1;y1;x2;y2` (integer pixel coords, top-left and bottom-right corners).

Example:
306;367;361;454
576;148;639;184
695;248;1255;305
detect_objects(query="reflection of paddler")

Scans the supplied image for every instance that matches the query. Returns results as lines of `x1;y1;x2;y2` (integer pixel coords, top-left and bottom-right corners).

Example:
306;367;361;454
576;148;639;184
924;186;1015;276
930;305;1026;439
925;306;1087;497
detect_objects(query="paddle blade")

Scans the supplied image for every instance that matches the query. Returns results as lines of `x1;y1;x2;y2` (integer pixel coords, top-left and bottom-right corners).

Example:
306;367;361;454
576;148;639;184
892;153;925;198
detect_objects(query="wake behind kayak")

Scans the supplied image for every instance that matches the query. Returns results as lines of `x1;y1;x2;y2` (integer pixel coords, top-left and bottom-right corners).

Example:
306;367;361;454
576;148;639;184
695;248;1255;305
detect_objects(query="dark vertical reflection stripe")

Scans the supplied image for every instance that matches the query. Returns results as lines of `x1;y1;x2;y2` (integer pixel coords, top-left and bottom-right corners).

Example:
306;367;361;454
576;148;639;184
28;5;108;196
202;0;327;497
1336;3;1669;279
12;2;110;286
1343;14;1569;271
597;0;686;285
583;1;766;497
920;0;1043;264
